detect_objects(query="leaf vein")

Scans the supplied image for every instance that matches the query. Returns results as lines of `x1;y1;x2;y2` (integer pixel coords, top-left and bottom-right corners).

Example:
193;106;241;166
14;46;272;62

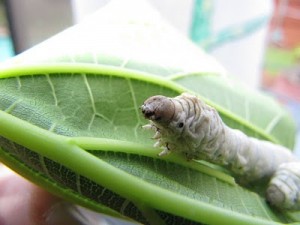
76;175;82;195
265;113;284;134
16;76;22;90
82;74;96;112
127;79;141;138
4;99;22;113
46;74;58;106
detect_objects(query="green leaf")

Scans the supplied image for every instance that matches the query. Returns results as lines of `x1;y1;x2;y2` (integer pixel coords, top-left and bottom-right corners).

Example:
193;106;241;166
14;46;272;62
0;1;296;225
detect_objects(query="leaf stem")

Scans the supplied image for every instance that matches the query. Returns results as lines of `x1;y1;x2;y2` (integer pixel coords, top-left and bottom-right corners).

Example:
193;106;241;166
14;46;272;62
70;136;236;185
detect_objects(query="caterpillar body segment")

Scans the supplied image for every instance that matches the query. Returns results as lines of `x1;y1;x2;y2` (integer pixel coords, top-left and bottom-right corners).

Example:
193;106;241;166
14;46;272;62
141;93;300;210
267;162;300;210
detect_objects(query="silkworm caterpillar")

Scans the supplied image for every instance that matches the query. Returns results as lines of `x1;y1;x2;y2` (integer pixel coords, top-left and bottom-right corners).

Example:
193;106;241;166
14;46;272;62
141;93;300;210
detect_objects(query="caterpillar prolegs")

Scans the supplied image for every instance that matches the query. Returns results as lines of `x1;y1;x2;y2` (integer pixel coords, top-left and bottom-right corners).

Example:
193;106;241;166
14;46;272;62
141;93;300;211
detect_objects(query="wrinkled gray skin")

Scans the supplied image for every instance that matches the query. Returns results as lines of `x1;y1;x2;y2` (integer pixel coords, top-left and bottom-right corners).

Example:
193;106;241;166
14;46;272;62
141;93;300;210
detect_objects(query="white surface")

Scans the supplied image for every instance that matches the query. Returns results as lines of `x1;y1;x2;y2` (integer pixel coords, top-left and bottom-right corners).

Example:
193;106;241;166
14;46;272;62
71;0;110;23
209;0;273;89
71;0;273;89
71;0;193;34
146;0;193;35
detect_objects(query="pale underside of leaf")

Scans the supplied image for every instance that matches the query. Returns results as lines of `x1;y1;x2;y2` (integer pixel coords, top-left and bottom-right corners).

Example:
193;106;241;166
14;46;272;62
0;69;294;224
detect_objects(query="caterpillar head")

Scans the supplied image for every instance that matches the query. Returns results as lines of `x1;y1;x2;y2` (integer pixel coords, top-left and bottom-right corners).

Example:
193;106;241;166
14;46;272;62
141;93;216;157
141;95;175;126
